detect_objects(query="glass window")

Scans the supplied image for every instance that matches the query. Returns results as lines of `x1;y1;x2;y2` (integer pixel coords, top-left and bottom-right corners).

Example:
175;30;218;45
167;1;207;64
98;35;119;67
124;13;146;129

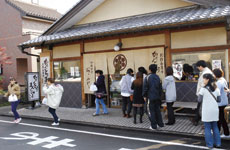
172;50;228;80
54;60;81;82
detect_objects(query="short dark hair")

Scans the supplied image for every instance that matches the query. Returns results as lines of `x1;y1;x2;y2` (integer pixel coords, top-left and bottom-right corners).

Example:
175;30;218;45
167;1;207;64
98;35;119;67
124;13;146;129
47;78;55;83
149;64;157;74
95;70;103;75
138;67;147;74
127;68;134;75
213;69;222;78
196;60;207;68
166;66;173;76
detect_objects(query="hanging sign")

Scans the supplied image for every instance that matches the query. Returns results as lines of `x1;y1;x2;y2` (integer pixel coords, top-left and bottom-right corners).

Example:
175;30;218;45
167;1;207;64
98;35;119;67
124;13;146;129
26;72;40;101
212;60;221;70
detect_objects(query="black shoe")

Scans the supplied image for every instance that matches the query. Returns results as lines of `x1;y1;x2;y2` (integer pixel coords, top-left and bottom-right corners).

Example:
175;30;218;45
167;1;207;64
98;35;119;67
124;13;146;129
93;113;99;117
166;122;174;126
140;119;143;123
214;145;221;148
193;122;198;126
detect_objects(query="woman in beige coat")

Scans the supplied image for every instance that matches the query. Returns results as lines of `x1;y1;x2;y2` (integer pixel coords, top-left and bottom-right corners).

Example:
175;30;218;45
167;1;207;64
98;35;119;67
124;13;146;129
4;77;21;123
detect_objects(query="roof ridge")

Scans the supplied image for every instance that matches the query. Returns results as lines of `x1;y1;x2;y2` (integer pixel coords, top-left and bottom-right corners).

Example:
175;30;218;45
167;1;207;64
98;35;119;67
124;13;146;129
7;0;58;11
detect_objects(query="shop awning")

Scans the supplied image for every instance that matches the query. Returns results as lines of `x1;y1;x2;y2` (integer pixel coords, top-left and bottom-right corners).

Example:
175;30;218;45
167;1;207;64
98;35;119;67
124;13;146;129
19;5;230;49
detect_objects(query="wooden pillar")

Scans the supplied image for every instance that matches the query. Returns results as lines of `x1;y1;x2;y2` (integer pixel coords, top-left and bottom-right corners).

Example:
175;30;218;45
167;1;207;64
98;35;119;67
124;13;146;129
80;41;86;108
226;17;230;81
165;30;171;67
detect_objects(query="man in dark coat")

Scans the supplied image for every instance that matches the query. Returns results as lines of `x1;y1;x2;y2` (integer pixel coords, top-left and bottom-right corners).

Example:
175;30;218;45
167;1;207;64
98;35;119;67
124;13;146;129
143;64;164;130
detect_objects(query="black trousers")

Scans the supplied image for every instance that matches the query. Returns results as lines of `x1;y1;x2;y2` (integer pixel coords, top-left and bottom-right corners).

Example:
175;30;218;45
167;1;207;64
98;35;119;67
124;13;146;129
218;106;230;136
167;102;175;124
122;96;132;115
149;100;164;129
194;102;201;123
49;107;59;123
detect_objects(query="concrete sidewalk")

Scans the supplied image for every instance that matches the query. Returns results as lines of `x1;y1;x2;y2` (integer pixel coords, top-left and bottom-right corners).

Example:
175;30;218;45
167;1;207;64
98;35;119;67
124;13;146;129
0;105;230;139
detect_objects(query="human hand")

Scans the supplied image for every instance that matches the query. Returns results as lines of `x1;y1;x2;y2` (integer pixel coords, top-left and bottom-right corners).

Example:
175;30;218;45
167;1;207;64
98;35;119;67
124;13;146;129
224;89;230;93
144;97;147;102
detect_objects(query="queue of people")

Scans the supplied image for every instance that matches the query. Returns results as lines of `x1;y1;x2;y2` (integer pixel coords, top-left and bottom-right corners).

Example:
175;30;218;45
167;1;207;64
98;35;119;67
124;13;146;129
3;59;230;149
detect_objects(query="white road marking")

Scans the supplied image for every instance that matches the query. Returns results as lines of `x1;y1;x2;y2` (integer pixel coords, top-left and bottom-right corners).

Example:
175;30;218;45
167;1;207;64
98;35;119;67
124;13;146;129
0;119;224;150
0;132;76;149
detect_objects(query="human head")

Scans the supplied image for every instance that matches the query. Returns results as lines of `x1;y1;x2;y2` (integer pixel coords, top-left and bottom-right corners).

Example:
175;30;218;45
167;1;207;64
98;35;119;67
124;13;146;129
95;70;103;77
126;68;134;76
166;66;173;76
149;64;157;74
203;73;216;91
47;78;55;85
196;60;207;72
136;72;143;80
9;77;16;85
138;67;147;75
213;68;222;79
134;72;143;86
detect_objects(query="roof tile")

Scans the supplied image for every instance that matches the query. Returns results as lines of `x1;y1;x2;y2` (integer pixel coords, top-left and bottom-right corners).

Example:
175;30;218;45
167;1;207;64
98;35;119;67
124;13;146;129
19;5;230;48
6;0;62;21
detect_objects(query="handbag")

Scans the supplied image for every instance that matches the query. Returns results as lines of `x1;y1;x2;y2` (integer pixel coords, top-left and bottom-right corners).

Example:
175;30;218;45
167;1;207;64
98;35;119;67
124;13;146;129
8;94;18;102
42;97;48;105
95;92;105;99
90;84;98;92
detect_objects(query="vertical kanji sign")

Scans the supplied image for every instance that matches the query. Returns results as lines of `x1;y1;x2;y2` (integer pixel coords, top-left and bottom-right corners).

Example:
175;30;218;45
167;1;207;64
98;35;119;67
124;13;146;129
26;72;40;101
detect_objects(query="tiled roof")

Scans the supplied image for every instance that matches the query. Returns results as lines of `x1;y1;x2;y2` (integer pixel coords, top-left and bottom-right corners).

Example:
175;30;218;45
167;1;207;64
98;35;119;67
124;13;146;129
19;5;230;48
6;0;62;21
184;0;230;7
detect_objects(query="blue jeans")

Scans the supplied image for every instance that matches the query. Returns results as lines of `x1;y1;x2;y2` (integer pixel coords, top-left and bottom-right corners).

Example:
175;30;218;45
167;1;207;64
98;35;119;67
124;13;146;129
204;122;221;148
11;100;20;120
49;107;59;123
95;98;108;115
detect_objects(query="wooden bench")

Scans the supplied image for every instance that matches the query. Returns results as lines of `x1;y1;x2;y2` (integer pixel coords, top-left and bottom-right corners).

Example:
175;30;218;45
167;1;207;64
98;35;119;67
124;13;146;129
224;105;230;123
162;102;198;117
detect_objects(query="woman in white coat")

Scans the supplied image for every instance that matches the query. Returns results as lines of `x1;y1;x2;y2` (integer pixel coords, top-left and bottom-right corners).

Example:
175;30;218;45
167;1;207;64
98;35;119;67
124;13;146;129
43;78;63;126
163;67;176;125
198;73;221;149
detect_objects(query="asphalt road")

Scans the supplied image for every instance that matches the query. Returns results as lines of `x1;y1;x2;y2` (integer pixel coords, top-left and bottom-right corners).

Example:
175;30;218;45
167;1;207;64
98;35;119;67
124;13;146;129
0;116;229;150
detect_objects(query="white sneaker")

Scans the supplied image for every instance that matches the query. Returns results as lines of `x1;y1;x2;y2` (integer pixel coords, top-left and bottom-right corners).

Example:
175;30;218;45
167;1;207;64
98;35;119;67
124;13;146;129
220;134;230;138
149;126;157;130
15;118;22;124
58;118;61;122
51;122;59;126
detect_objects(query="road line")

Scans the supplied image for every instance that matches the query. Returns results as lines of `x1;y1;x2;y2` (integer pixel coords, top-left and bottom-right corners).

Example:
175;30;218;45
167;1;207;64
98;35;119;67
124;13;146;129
0;119;223;150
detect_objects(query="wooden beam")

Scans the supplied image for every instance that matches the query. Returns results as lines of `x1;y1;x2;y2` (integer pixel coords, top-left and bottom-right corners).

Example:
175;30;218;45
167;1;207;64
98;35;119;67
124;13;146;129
52;57;81;61
80;41;86;108
171;45;230;53
165;30;171;67
84;45;165;54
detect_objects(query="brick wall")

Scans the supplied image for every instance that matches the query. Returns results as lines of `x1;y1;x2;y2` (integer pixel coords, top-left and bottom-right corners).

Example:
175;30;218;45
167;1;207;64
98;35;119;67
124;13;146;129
0;0;31;89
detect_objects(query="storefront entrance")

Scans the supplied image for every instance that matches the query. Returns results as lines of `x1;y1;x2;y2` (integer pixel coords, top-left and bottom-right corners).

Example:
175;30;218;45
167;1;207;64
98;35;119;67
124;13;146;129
83;47;165;108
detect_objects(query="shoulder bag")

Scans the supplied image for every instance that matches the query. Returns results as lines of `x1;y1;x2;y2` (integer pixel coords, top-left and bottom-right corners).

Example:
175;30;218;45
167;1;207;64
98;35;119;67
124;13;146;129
8;94;18;102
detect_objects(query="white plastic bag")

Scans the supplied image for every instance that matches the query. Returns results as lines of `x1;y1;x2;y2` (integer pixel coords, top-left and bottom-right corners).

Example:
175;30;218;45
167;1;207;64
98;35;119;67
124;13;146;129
90;84;98;92
8;94;18;102
42;97;48;105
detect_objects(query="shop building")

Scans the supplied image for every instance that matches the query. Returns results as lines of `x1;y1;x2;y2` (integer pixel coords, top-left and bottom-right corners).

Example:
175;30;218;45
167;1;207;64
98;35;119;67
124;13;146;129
19;0;230;108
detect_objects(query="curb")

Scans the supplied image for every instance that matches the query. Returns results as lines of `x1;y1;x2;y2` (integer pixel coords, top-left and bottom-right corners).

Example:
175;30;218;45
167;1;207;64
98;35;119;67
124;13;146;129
1;113;230;142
